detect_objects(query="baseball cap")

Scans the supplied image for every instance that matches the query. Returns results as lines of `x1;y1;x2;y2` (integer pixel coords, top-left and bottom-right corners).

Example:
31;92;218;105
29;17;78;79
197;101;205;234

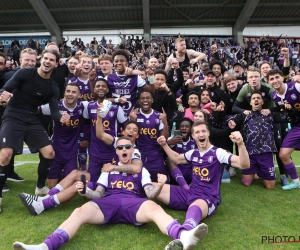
205;70;216;76
233;62;245;69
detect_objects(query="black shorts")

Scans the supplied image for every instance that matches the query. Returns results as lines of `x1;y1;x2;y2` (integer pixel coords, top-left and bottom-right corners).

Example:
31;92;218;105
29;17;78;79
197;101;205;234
0;115;51;154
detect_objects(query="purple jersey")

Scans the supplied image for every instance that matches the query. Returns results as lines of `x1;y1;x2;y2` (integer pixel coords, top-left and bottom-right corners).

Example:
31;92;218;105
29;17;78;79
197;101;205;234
171;136;196;183
136;109;164;153
83;101;128;160
106;73;146;115
271;81;300;113
97;167;152;198
271;81;300;125
172;136;196;153
41;100;85;150
69;76;93;102
184;146;232;205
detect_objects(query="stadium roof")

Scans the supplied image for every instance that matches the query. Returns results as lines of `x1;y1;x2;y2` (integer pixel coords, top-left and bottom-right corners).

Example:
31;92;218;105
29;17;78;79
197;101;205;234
0;0;299;33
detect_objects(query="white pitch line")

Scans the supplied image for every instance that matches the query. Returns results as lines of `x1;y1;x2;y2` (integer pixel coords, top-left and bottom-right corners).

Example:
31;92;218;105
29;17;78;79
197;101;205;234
15;161;39;166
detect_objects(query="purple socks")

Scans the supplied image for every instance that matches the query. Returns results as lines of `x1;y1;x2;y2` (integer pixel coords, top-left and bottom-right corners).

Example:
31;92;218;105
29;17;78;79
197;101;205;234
284;162;298;180
44;229;69;250
166;220;183;239
182;205;202;231
42;195;59;210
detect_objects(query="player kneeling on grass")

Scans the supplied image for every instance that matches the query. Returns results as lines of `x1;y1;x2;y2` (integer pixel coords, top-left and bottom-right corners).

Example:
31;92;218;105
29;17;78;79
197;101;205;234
13;136;207;250
155;121;250;249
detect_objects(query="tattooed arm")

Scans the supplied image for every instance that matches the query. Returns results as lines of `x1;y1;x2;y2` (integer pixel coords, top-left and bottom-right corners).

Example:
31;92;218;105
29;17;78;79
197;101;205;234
101;159;142;174
84;186;106;199
144;174;167;199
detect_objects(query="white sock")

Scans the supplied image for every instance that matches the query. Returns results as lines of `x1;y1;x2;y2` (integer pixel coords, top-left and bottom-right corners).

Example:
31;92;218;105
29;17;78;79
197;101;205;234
53;194;60;205
32;200;45;215
292;178;300;183
55;184;64;192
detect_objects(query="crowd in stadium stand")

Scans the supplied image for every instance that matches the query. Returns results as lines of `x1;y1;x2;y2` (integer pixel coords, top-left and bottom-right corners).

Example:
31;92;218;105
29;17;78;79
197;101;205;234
1;34;300;76
1;32;300;249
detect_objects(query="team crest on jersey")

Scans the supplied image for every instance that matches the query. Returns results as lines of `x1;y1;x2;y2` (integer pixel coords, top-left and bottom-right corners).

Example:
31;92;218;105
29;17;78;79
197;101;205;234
109;111;114;117
291;94;297;100
208;156;213;163
146;120;150;124
261;92;265;96
177;144;183;148
69;112;73;116
191;145;195;149
192;157;198;162
133;174;138;178
84;86;89;90
122;173;127;176
155;119;160;124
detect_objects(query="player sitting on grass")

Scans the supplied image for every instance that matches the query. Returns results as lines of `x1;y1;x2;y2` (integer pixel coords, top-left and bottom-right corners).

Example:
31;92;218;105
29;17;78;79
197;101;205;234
13;136;207;250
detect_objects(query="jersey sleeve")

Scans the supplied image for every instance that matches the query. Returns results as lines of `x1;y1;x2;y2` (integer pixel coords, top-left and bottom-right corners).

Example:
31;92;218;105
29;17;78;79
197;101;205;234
294;82;300;93
184;149;194;162
236;85;248;102
159;118;164;131
96;171;109;188
141;168;152;187
0;68;27;94
132;148;141;160
82;101;90;119
117;106;128;124
48;87;62;122
112;137;118;148
216;148;233;165
68;76;78;84
137;75;146;88
40;104;51;115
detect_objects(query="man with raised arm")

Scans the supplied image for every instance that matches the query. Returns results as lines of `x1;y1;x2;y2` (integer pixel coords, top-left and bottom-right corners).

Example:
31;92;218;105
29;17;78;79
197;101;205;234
156;121;249;243
165;38;207;72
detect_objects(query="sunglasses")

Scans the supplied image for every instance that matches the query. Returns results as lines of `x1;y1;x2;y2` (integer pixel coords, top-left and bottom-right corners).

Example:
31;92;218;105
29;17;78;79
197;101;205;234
116;144;132;150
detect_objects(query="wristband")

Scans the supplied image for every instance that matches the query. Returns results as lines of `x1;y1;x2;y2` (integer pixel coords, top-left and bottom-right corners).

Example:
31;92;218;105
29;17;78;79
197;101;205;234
114;98;119;103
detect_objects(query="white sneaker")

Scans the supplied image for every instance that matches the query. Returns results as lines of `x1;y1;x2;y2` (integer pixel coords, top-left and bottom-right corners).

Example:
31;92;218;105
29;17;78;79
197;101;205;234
0;197;2;213
13;242;48;250
35;186;50;196
180;223;208;250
